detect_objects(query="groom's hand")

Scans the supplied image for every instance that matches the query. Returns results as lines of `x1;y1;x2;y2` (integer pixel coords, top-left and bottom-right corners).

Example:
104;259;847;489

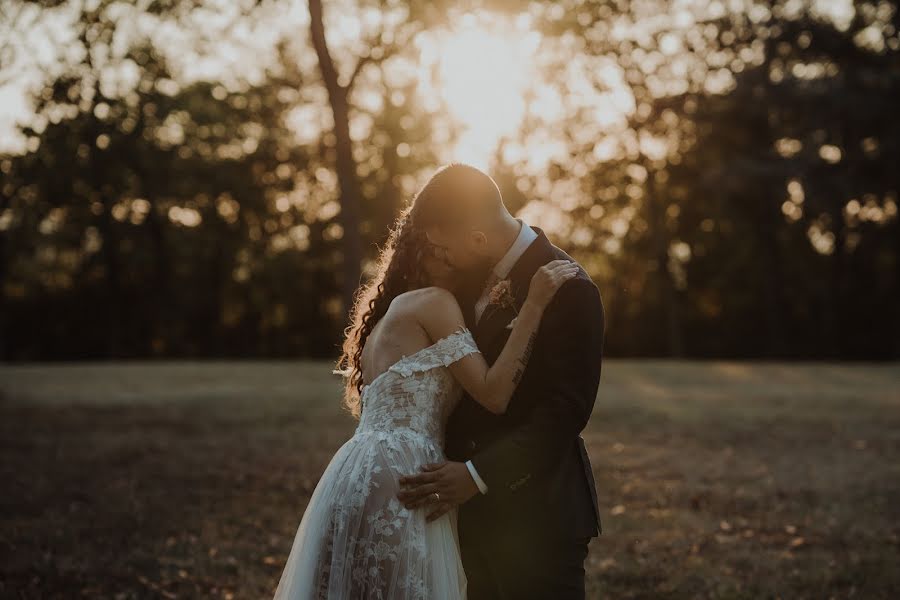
398;461;479;522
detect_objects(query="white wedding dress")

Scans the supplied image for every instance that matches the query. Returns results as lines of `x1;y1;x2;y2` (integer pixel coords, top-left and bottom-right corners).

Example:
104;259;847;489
273;328;478;600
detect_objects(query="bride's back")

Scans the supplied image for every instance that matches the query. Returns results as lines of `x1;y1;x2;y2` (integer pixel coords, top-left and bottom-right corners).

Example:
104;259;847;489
360;288;437;386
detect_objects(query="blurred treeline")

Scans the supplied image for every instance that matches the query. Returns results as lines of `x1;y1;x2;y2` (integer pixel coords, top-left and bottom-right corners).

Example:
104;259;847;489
1;0;898;361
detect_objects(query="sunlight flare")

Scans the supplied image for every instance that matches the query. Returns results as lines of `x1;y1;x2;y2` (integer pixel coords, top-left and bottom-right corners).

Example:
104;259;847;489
417;15;541;169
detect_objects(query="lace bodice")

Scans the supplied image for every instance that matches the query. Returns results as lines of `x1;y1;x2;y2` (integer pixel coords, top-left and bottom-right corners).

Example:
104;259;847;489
355;328;480;446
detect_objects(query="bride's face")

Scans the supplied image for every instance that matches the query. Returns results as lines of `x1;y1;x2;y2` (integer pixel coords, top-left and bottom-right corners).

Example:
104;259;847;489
422;243;458;291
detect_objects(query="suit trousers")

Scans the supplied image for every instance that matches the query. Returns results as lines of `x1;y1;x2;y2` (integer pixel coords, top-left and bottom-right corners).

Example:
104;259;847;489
462;531;591;600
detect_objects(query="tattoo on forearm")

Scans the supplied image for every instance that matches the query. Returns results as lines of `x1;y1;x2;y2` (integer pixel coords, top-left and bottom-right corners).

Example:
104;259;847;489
521;331;537;365
512;367;524;386
512;331;538;386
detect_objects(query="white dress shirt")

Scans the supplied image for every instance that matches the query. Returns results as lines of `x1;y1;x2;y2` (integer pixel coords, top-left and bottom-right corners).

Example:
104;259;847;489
465;220;538;494
473;221;539;323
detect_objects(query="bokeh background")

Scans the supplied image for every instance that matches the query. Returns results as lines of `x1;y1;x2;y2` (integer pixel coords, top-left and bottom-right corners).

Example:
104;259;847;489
1;0;899;598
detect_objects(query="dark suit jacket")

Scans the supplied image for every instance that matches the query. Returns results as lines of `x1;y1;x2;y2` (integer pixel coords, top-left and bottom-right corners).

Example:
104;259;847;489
445;226;605;543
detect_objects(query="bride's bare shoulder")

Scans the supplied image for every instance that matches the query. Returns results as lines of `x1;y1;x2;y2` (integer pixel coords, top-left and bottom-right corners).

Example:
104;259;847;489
397;286;460;313
389;287;466;336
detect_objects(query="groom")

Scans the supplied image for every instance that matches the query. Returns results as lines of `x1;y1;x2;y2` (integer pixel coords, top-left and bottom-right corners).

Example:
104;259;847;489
398;164;605;599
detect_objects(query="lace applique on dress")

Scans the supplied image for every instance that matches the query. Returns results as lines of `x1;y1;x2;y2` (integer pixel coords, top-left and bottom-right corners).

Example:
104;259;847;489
388;328;480;377
273;327;478;600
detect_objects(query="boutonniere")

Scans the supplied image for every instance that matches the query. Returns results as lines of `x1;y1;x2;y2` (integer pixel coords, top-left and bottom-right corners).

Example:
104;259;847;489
486;278;519;329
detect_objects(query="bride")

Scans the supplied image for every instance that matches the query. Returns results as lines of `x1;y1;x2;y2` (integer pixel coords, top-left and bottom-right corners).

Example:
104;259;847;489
272;190;578;599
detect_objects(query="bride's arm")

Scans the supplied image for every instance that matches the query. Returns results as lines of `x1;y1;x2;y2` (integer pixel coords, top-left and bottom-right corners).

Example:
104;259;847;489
418;259;578;415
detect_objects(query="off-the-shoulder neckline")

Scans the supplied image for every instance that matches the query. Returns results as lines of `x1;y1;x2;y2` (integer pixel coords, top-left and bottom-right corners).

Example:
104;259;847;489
361;327;472;393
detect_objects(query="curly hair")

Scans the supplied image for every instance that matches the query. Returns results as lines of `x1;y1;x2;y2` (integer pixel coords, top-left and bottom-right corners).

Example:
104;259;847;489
335;205;431;416
335;163;502;417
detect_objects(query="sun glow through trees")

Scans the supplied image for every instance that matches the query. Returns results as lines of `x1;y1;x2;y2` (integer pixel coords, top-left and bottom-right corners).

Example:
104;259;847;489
416;14;541;169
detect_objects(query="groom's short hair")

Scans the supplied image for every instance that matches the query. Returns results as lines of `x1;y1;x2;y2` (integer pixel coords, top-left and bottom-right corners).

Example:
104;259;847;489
412;163;506;229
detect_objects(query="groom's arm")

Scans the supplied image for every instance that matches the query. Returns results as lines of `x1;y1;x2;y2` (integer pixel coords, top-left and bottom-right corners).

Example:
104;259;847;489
468;275;604;498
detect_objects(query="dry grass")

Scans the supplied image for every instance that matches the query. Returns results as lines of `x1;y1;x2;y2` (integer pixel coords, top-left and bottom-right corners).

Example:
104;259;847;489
1;360;898;599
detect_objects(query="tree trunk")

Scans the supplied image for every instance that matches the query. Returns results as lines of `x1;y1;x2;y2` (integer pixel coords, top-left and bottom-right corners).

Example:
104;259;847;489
755;187;788;358
81;20;123;357
309;0;363;320
129;104;172;356
894;219;900;359
95;194;123;356
0;229;7;360
144;196;171;354
89;124;123;357
645;167;684;357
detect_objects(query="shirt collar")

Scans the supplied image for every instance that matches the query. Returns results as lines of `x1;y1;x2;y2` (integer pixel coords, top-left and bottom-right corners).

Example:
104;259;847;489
492;219;538;280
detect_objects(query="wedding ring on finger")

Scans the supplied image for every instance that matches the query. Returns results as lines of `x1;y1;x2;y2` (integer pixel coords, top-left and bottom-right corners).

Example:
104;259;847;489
429;492;441;503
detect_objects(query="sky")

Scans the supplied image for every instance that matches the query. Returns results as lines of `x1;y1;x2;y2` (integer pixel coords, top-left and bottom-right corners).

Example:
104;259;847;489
0;0;871;166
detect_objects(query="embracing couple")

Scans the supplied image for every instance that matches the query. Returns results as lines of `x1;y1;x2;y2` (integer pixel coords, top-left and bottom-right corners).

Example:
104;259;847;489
273;164;605;599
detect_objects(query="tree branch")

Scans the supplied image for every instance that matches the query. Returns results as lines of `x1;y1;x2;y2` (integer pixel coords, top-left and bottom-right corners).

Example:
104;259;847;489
308;0;344;104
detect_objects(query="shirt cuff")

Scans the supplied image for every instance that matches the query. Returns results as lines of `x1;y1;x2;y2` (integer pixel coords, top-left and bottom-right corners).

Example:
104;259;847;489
465;460;489;494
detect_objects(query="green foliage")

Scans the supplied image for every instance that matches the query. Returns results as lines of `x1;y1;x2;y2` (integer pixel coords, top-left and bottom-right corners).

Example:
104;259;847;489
1;0;898;359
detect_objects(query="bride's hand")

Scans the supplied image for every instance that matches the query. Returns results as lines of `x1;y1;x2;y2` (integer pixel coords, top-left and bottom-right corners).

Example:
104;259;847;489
525;259;579;310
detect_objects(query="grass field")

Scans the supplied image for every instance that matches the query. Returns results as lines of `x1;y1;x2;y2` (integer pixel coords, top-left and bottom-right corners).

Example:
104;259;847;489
1;360;899;599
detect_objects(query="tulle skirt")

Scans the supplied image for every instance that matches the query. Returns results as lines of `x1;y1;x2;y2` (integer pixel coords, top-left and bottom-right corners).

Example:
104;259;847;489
273;429;467;599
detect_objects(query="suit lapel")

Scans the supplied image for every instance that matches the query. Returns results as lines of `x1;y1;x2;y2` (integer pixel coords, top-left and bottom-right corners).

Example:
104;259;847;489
458;288;478;330
455;262;489;331
474;301;515;346
474;227;556;356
